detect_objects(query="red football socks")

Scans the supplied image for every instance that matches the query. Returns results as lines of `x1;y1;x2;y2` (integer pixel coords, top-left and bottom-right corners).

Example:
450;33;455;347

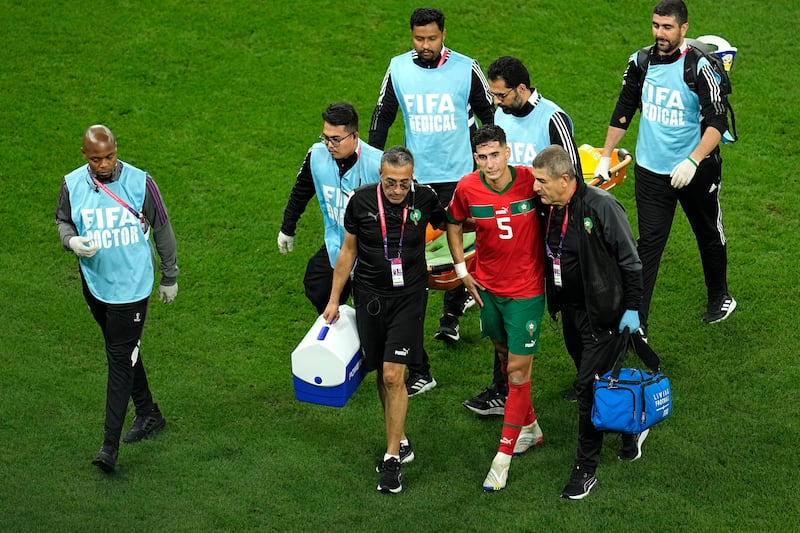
498;380;535;455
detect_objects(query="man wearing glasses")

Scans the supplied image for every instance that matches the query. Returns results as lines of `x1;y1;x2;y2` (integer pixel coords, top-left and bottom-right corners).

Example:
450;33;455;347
323;146;447;494
461;56;584;418
368;7;494;396
278;102;383;314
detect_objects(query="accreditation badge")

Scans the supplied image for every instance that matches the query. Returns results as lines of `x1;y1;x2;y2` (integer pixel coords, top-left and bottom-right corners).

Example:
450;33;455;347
553;257;562;288
390;257;405;288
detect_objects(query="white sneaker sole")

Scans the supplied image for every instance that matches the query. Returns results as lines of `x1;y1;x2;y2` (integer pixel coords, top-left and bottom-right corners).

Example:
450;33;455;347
561;477;597;500
434;330;460;343
377;482;402;494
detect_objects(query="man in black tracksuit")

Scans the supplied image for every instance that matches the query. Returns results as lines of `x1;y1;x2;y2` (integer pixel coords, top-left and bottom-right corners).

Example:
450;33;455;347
532;145;644;500
594;0;736;330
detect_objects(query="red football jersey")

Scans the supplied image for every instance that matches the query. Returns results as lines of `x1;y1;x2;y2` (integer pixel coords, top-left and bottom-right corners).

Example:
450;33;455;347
448;166;544;298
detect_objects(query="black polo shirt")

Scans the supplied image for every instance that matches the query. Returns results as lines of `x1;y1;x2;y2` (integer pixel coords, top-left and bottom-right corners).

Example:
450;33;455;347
344;183;445;297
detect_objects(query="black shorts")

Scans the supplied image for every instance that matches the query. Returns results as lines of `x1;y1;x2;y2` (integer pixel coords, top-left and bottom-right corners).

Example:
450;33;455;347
353;286;428;373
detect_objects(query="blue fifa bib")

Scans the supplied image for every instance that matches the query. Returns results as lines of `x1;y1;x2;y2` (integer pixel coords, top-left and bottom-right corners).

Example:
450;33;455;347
309;140;382;267
390;51;473;184
636;53;703;174
65;161;154;303
496;97;574;166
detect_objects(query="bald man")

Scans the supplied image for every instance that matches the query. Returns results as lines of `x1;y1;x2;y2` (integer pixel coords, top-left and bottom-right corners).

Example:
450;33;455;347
55;125;179;473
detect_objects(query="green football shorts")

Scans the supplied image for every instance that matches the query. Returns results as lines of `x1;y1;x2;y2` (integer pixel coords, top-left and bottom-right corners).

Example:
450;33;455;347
479;291;544;356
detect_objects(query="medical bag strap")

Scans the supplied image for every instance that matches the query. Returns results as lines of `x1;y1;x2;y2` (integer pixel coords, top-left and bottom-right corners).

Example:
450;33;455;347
631;331;662;373
609;328;633;381
609;328;663;380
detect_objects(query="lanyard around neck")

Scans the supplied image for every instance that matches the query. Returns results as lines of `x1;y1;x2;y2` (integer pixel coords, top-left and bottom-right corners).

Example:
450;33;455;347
545;185;577;259
90;172;144;223
545;204;569;260
436;47;450;68
376;185;407;261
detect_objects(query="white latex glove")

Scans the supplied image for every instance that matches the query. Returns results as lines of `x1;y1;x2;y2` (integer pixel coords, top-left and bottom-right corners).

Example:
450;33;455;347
670;158;698;189
277;231;294;254
68;236;100;258
594;156;612;183
158;282;178;304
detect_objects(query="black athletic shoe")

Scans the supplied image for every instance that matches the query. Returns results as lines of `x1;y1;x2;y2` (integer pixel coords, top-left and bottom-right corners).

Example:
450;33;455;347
376;441;415;472
462;383;506;416
434;313;460;343
377;457;402;494
561;465;597;500
92;445;118;473
702;294;737;324
122;404;166;443
406;373;437;396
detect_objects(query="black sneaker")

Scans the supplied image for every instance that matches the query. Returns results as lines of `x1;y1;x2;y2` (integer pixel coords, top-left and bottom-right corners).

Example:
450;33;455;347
702;293;737;324
376;441;415;472
561;465;598;500
122;404;166;443
92;445;118;473
434;313;460;343
618;429;650;461
406;373;437;397
462;383;506;416
377;457;402;494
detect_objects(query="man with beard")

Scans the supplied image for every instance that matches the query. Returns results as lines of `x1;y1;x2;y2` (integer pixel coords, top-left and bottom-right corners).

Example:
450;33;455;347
593;0;736;333
369;7;495;396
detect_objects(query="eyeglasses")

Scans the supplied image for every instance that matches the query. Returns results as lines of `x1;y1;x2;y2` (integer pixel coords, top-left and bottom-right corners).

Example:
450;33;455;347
490;88;514;100
319;131;356;147
382;178;412;191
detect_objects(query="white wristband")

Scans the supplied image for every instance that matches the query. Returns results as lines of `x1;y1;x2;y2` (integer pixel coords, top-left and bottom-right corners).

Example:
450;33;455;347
454;262;468;279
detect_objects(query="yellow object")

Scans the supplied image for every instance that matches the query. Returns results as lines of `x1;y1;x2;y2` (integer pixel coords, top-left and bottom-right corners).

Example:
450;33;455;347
579;144;632;190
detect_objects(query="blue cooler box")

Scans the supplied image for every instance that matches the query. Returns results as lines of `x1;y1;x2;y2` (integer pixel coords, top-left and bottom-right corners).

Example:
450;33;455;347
291;305;364;407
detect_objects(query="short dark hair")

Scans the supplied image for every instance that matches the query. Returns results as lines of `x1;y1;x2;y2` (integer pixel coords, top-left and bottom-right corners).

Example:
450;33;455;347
322;102;358;132
653;0;688;25
532;145;576;182
471;125;507;151
410;7;445;31
381;145;414;169
487;56;531;89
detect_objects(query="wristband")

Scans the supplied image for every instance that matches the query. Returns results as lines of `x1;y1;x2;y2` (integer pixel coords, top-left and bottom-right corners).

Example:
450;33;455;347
687;157;699;167
454;262;468;279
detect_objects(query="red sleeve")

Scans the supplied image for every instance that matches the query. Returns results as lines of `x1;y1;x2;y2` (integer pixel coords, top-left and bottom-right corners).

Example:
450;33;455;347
446;178;471;223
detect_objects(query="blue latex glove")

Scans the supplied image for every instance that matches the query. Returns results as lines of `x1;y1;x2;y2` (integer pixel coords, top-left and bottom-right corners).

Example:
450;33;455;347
618;309;640;333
